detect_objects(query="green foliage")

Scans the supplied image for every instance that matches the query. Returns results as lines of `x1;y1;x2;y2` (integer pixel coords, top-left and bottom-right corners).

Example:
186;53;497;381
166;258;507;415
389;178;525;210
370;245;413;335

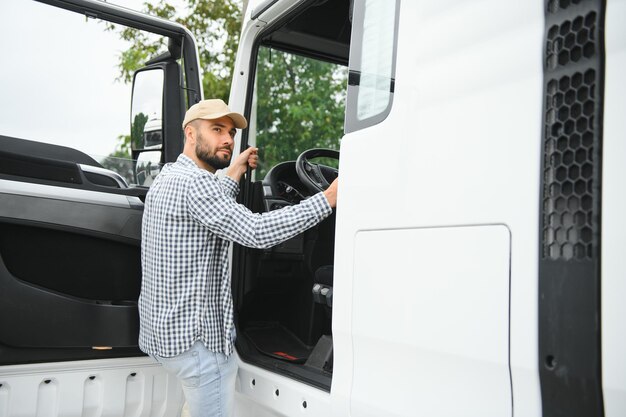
131;112;150;150
107;0;243;101
254;47;346;178
103;0;243;178
106;0;347;182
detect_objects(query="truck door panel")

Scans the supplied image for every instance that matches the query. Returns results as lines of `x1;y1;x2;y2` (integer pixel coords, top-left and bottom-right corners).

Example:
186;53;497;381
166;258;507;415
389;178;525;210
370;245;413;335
0;179;143;363
0;1;196;415
350;225;512;417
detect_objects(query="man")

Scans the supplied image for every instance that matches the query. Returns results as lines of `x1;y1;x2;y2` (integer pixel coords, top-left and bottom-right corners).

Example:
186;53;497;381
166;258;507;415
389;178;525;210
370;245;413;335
138;99;338;417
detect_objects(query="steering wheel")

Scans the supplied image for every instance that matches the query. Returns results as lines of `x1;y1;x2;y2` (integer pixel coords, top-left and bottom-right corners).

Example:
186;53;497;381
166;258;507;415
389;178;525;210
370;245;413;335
295;148;340;193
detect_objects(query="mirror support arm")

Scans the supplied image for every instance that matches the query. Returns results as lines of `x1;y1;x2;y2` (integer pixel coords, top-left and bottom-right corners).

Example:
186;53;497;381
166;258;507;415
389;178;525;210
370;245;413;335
163;60;185;163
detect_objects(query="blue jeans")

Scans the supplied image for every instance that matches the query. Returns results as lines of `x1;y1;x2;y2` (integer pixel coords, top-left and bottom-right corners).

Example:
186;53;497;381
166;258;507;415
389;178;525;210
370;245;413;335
153;341;237;417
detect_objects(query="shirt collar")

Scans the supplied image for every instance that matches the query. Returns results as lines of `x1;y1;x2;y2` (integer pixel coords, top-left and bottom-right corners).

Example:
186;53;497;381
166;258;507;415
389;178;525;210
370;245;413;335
177;154;200;169
176;153;219;176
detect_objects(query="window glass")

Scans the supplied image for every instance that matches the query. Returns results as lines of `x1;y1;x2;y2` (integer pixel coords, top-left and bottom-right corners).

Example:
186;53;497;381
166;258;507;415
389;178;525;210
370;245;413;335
131;68;164;151
250;47;347;179
345;0;400;133
0;1;165;186
357;0;396;120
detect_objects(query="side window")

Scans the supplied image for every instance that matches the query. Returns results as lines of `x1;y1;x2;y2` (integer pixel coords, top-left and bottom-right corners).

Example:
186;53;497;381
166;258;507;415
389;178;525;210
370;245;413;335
345;0;401;133
249;46;348;179
0;2;166;187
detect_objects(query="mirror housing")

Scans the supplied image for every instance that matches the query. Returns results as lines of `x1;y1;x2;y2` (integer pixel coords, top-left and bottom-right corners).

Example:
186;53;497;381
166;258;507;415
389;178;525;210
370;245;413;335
130;59;185;167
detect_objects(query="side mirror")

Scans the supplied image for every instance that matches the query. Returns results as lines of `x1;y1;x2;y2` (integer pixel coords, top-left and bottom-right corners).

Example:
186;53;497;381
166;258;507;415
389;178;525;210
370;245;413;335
135;150;162;187
130;59;184;172
131;68;164;152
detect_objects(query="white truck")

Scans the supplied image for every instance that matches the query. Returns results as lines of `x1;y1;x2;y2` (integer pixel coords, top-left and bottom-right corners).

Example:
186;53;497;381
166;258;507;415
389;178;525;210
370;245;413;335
0;0;624;416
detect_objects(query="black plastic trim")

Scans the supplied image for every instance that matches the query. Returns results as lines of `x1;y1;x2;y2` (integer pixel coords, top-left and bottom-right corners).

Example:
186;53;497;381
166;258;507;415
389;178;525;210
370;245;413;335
538;1;606;416
236;329;331;392
0;193;143;243
0;149;82;184
0;343;144;366
163;60;185;162
0;135;100;167
348;70;395;93
131;61;185;164
0;256;139;348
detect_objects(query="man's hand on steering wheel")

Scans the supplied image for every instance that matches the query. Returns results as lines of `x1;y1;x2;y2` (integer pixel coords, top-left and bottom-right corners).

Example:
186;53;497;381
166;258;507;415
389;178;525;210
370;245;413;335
295;148;339;190
323;178;338;208
295;148;339;208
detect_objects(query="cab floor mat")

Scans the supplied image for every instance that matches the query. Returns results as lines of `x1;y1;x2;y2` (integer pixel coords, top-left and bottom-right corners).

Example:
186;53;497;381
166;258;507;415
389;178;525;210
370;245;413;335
243;322;311;363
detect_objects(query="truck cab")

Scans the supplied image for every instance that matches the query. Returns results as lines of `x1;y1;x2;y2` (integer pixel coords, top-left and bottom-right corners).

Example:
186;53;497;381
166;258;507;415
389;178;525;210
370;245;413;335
0;0;624;416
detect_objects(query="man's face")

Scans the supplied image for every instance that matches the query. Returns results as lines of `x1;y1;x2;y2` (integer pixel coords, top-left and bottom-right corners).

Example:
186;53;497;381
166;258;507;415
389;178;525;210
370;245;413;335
193;116;236;170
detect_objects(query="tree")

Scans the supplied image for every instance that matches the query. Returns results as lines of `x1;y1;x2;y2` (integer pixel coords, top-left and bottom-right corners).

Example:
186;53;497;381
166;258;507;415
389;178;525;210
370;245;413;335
107;0;347;181
254;47;346;178
109;0;243;101
103;0;243;166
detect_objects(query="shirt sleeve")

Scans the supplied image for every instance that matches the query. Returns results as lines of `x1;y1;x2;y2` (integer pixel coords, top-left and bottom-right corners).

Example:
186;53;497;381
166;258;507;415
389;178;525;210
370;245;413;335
187;174;332;249
218;175;239;198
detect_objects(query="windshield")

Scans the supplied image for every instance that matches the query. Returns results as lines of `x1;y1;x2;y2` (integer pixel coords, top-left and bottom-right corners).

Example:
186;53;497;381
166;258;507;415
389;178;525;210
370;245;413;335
250;46;347;179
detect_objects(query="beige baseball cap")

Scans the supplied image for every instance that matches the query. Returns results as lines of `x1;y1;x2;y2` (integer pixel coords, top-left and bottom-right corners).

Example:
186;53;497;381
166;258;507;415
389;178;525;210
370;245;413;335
182;99;248;129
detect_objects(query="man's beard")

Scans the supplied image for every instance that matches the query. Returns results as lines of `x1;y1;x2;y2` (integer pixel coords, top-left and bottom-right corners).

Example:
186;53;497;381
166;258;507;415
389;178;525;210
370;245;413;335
195;133;231;170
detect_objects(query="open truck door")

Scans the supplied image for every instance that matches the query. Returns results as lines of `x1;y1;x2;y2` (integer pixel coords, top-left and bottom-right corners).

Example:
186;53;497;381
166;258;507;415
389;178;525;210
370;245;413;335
228;0;624;416
0;1;202;415
223;0;510;415
1;0;625;416
227;0;511;416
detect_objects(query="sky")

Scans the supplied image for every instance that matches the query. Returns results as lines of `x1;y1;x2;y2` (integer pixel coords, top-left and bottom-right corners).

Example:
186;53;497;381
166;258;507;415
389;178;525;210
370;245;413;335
0;0;171;160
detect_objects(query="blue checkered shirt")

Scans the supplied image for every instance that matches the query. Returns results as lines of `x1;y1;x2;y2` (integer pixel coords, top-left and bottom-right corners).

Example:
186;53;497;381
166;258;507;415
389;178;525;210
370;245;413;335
138;154;331;357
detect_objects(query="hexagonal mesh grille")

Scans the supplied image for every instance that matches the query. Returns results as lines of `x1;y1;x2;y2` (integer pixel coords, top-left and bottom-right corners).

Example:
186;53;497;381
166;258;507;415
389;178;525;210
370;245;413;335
539;1;605;414
547;0;587;13
542;8;600;261
546;12;597;70
543;70;595;260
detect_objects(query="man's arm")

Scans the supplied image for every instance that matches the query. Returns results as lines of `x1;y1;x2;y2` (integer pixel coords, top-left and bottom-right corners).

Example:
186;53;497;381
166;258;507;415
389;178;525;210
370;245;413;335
225;145;338;208
187;174;333;249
